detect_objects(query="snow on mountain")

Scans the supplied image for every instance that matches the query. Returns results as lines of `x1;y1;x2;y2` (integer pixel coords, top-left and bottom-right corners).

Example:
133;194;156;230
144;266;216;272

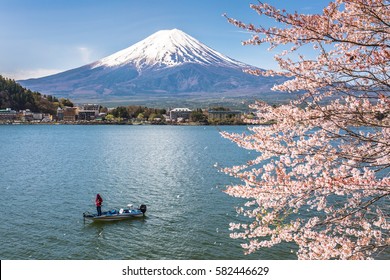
92;29;247;71
19;29;284;103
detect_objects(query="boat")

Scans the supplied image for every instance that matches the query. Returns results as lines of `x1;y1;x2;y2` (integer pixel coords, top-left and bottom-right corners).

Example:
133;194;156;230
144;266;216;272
83;204;147;222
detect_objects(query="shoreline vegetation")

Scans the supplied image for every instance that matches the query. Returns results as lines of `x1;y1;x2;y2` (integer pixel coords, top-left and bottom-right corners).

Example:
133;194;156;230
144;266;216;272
1;75;279;126
0;119;275;126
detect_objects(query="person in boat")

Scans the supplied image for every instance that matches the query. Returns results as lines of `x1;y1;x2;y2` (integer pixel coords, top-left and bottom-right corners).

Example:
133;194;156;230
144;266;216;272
95;194;103;216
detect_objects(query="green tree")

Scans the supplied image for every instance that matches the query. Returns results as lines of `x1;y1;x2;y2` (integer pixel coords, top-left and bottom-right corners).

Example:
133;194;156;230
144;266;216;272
190;109;207;123
148;113;158;121
136;113;145;120
105;114;114;121
0;75;62;114
112;106;129;119
60;98;74;108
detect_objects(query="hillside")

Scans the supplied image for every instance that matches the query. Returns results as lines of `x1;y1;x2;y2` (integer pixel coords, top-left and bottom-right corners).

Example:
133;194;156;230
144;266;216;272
0;75;72;114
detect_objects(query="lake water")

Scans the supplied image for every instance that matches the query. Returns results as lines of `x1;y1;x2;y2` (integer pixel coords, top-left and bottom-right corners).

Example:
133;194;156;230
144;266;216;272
0;125;295;260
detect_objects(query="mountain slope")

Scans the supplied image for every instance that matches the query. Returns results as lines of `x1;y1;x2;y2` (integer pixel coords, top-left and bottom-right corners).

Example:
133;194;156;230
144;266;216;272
0;75;71;114
19;29;284;102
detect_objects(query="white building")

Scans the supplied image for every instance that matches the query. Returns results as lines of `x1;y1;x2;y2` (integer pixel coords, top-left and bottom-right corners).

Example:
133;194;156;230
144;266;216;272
169;108;192;121
78;104;100;121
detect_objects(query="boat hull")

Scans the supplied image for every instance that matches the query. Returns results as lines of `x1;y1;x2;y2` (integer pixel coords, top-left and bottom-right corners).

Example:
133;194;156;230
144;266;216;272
83;205;147;222
86;212;144;221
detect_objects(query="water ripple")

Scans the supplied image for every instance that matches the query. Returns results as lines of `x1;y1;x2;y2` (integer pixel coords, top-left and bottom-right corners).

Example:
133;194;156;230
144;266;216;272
0;125;292;260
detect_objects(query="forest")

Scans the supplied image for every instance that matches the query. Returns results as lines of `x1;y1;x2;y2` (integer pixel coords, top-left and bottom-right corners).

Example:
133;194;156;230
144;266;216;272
0;75;73;115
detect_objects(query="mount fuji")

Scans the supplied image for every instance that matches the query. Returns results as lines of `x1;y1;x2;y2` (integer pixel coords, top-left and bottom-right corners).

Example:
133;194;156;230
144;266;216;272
19;29;284;103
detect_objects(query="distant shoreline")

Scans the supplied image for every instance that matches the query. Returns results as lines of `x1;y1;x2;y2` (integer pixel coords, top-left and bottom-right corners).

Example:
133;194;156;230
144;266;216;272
0;121;252;126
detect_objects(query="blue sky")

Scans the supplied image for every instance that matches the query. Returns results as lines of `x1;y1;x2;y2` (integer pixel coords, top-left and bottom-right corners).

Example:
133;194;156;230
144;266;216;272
0;0;331;80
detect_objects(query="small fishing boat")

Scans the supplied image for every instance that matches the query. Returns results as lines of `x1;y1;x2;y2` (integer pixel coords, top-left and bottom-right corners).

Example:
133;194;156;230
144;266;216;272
83;204;147;222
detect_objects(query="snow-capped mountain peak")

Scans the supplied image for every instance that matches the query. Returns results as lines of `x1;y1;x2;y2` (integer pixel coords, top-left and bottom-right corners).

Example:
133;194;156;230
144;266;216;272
92;29;247;70
19;28;283;103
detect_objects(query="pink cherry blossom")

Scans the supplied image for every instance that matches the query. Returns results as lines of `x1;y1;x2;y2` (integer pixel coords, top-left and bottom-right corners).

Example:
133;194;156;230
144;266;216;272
222;0;389;260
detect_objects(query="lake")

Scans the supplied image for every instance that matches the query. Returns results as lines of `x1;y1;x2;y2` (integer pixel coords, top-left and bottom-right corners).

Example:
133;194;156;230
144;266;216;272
0;124;296;260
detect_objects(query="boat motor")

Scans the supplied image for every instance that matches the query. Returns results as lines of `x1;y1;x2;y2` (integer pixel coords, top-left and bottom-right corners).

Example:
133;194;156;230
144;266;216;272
139;204;147;215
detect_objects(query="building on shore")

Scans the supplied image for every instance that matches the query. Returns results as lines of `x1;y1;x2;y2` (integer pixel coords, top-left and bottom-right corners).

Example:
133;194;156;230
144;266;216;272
19;109;34;122
207;110;242;122
0;108;54;122
57;107;78;121
169;108;192;122
0;108;17;120
78;104;100;121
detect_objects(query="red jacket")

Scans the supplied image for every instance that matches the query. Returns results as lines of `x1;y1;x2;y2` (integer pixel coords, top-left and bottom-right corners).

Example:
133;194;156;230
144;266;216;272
95;195;103;207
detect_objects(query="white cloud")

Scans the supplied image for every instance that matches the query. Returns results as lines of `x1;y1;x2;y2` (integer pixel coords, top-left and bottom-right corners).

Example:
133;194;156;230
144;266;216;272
3;68;64;80
78;46;93;64
2;46;97;80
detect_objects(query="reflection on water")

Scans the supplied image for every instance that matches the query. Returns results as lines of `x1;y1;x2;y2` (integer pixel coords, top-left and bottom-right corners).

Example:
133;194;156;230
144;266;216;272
0;125;294;260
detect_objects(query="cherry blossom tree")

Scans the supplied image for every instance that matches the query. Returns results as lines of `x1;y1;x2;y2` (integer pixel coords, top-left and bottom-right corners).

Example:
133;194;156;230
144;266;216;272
221;0;389;259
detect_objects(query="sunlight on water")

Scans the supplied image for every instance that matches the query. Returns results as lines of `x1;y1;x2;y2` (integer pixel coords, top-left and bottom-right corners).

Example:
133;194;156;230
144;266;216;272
0;125;295;260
